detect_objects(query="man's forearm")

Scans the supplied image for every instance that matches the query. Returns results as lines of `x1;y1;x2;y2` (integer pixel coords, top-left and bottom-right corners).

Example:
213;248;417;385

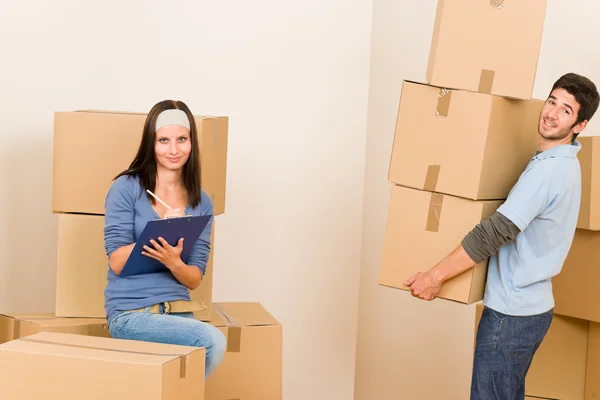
431;211;520;284
431;244;477;284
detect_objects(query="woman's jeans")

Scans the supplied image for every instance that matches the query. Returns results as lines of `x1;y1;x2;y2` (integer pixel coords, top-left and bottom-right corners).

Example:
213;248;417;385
470;306;554;400
108;304;227;378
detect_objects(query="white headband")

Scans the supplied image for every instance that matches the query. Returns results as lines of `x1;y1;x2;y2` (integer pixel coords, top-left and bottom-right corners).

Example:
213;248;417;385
155;109;191;132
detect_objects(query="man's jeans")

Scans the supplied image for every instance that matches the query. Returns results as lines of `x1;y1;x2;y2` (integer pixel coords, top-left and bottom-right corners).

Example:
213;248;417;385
471;306;553;400
108;304;227;378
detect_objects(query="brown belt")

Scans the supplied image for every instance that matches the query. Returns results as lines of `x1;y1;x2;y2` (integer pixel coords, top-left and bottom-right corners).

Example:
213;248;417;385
129;300;206;314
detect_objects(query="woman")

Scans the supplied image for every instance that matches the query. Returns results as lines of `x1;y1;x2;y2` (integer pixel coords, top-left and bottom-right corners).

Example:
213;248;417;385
103;99;226;378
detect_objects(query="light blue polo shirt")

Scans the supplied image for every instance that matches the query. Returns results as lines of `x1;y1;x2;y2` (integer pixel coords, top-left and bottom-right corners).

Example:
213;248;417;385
483;140;582;316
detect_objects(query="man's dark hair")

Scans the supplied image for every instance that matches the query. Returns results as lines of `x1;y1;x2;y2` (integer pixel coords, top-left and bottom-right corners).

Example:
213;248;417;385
551;73;600;128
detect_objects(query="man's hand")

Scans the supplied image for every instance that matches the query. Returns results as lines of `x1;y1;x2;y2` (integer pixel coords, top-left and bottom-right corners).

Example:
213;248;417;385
404;270;442;301
142;237;184;269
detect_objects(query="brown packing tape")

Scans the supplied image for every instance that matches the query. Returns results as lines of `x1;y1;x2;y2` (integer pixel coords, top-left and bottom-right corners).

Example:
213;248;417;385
19;338;190;378
489;0;504;8
227;327;242;353
425;193;444;233
213;118;219;147
213;304;242;353
436;88;451;117
478;70;495;94
423;165;441;192
13;321;20;340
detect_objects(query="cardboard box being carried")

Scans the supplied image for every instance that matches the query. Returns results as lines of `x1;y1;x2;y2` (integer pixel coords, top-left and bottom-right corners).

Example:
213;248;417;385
389;81;543;200
0;332;205;400
205;302;282;400
52;110;228;215
0;313;109;344
475;304;589;400
553;228;600;323
576;135;600;230
55;214;215;321
426;0;547;99
379;185;502;304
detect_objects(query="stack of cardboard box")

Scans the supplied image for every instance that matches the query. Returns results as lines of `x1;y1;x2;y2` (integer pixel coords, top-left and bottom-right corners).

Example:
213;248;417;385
379;1;600;398
0;110;283;399
376;1;600;398
379;0;547;304
529;134;600;400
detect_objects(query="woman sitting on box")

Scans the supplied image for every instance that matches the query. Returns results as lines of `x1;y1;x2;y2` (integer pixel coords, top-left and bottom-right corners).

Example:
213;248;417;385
102;99;226;378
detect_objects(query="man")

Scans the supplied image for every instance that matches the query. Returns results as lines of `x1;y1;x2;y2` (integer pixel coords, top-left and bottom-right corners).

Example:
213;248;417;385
405;72;600;399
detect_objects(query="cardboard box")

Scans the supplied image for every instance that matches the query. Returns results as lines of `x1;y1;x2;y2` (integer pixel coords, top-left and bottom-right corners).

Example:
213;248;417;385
0;331;205;400
379;185;502;304
55;214;107;318
52;110;228;215
55;214;215;320
577;136;600;230
205;302;282;400
475;304;588;400
0;313;109;344
553;228;600;323
426;0;547;99
586;323;600;399
525;314;588;399
189;222;216;321
389;81;542;200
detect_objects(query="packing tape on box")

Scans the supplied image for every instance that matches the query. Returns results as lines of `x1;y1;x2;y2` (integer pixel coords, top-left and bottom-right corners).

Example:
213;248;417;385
426;193;444;232
424;165;441;192
478;70;495;94
436;88;452;117
20;337;190;378
214;303;242;353
490;0;504;8
213;118;219;147
13;321;20;339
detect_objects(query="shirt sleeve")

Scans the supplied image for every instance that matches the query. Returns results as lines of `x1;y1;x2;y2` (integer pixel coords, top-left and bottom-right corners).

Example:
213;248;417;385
496;163;554;232
104;176;137;259
462;211;521;264
185;191;214;276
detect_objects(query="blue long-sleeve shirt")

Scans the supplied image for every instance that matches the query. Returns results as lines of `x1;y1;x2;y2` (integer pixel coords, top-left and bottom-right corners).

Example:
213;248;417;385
103;175;213;324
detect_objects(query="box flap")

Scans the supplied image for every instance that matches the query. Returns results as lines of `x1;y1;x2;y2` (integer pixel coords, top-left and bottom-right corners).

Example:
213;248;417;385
0;313;55;320
1;337;178;366
212;303;280;327
0;332;202;377
67;109;227;119
17;332;199;356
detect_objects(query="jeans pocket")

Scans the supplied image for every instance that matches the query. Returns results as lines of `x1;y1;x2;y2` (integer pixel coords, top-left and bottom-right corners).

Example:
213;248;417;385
109;311;136;336
502;311;553;360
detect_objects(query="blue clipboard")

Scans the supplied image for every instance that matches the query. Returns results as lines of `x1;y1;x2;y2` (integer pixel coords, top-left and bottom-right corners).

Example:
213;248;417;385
120;215;211;278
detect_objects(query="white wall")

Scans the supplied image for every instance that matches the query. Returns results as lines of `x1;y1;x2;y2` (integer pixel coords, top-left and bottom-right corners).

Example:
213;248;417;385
0;2;373;399
354;1;600;399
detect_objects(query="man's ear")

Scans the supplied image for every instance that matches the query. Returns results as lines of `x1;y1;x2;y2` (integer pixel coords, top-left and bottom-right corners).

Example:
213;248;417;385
574;120;589;135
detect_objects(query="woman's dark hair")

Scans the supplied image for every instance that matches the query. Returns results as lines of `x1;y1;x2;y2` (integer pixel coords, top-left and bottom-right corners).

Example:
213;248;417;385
551;73;600;129
115;100;202;208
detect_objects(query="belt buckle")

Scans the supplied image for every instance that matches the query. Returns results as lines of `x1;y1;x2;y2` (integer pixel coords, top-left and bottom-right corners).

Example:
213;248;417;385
164;301;171;315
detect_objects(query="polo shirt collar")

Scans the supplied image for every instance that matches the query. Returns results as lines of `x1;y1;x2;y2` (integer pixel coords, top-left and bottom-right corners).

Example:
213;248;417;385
534;139;581;161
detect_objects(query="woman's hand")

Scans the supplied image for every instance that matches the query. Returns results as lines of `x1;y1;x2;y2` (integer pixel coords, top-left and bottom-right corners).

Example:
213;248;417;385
142;237;184;269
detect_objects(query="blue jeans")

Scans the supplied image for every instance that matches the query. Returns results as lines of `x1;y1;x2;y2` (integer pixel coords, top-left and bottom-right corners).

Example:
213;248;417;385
108;304;227;378
470;306;553;400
